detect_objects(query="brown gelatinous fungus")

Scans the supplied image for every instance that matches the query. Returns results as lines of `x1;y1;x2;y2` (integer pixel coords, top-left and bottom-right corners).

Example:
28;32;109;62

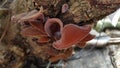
19;10;44;22
29;20;45;34
53;24;91;50
3;0;120;67
44;18;63;40
38;36;50;43
49;47;73;62
20;26;47;37
11;12;27;23
46;47;59;56
11;10;38;23
77;34;95;48
61;4;69;13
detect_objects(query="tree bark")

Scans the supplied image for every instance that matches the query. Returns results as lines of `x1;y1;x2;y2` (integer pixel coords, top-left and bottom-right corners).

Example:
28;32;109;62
0;0;120;68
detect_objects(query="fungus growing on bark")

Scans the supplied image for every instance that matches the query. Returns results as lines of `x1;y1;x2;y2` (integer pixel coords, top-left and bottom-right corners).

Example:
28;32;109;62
61;4;69;13
11;10;38;23
44;18;63;40
53;24;91;50
20;26;47;37
49;47;73;62
11;6;95;63
77;34;95;48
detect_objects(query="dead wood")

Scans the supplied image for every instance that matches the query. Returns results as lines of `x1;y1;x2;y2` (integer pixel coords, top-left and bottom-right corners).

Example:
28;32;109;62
0;0;120;68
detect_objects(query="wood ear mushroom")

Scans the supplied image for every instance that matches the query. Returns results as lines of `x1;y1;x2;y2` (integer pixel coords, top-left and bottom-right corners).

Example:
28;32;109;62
53;24;92;50
44;18;63;40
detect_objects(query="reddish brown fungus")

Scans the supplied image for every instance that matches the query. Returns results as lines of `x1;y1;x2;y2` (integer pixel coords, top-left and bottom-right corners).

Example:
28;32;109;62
44;18;63;39
77;34;95;48
46;48;59;56
38;36;50;43
11;10;39;23
53;24;91;50
29;20;45;33
11;12;27;23
49;48;73;62
62;3;69;13
19;10;44;23
20;26;47;37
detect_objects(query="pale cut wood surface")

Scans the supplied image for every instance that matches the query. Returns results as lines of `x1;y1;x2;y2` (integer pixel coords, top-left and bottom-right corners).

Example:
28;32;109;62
65;30;120;68
66;48;114;68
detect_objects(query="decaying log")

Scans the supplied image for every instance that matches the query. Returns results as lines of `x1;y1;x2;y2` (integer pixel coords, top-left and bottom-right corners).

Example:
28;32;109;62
33;0;120;24
0;0;120;68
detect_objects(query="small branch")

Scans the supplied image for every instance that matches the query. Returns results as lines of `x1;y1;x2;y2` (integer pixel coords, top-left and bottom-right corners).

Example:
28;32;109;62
86;36;120;47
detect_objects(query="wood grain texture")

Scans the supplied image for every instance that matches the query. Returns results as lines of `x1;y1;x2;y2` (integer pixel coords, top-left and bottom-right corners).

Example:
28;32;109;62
66;48;113;68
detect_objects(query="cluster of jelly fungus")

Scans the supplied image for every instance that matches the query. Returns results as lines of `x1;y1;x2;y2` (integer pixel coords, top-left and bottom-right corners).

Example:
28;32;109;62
10;4;95;63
